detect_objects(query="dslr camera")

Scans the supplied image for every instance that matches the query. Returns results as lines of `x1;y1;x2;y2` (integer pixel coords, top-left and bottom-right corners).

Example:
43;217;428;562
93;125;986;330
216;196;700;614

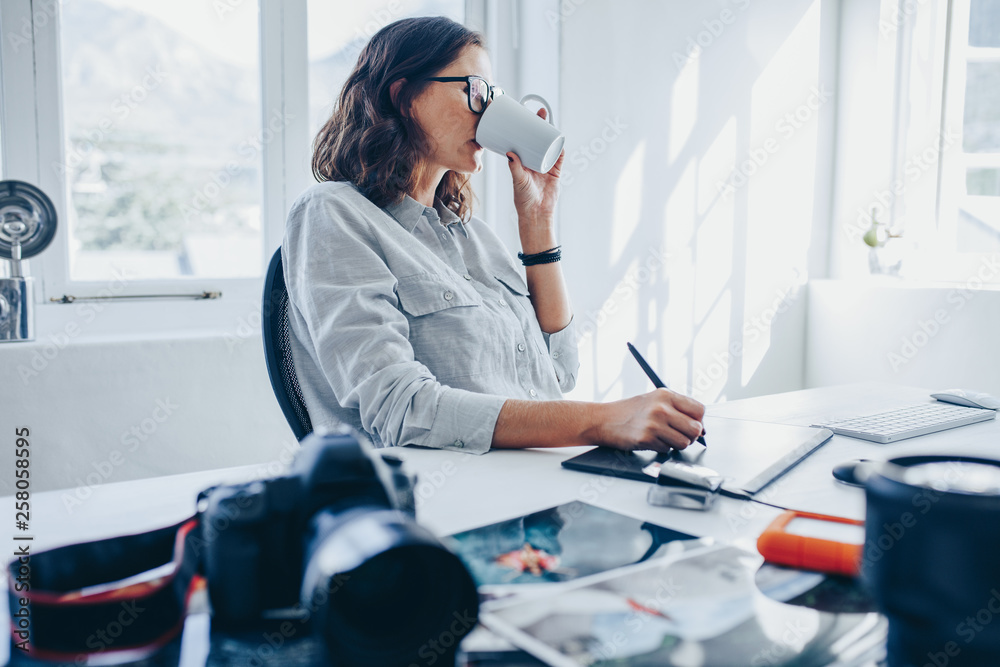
199;427;479;665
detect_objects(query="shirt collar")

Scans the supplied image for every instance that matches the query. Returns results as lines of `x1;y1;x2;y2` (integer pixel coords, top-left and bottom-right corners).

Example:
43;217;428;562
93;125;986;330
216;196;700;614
384;195;427;233
384;194;468;237
436;200;469;237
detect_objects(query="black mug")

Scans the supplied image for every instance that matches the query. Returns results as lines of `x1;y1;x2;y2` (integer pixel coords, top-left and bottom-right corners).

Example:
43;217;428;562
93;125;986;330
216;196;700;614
863;455;1000;667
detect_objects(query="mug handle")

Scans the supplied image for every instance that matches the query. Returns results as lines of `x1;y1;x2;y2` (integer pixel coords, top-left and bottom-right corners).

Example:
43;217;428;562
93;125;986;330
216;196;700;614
519;94;555;125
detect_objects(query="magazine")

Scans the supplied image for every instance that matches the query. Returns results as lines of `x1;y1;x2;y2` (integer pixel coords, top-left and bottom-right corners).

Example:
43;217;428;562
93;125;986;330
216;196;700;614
479;542;886;666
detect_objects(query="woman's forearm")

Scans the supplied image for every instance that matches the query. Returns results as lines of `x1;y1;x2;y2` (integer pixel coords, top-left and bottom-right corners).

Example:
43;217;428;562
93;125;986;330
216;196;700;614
491;399;606;449
519;226;573;334
491;390;708;452
525;262;572;333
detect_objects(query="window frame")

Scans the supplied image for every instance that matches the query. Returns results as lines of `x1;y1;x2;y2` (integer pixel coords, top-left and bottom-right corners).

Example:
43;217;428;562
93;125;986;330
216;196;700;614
0;0;307;305
937;0;1000;249
891;0;1000;281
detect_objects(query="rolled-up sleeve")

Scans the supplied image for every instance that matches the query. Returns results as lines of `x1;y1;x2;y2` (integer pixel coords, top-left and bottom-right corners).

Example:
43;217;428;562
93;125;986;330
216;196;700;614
284;192;505;454
541;317;580;393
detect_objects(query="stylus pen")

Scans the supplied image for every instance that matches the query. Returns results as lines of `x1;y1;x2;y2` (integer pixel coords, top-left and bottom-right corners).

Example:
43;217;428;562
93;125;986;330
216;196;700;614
626;342;708;447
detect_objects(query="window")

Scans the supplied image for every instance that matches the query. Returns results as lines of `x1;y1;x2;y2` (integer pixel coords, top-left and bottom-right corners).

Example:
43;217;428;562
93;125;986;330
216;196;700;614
60;0;264;281
883;0;1000;280
942;0;1000;253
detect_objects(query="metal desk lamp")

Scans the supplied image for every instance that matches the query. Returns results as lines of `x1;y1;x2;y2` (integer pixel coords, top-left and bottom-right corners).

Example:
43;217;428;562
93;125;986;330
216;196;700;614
0;180;57;342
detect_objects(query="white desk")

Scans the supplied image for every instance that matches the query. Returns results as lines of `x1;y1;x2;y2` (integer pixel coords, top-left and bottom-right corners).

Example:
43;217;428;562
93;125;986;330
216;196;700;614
4;382;999;663
404;381;999;537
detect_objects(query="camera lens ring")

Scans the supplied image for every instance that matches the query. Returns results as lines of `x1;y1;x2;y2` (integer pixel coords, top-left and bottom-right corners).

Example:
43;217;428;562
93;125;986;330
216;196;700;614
872;455;1000;496
301;508;479;665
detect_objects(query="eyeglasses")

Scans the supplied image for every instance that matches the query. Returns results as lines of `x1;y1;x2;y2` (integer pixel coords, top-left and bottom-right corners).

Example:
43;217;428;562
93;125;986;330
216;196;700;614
423;75;502;114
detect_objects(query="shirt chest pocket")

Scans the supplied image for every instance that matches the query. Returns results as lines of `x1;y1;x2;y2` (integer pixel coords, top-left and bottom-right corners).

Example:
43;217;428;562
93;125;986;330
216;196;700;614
494;265;531;304
395;273;499;379
396;273;482;317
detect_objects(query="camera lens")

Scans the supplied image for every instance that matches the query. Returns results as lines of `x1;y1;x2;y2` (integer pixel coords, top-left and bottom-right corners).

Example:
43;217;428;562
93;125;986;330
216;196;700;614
301;508;479;666
864;456;1000;666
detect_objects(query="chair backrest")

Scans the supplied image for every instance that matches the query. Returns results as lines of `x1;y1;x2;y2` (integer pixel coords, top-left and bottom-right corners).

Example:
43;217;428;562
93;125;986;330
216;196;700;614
262;247;313;441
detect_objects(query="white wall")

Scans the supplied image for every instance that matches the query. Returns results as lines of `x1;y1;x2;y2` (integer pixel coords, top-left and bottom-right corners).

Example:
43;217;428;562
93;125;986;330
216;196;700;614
558;0;839;404
0;327;295;496
806;279;1000;396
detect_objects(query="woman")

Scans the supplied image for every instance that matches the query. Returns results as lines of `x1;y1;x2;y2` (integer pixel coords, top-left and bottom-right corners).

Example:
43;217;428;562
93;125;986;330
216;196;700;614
283;16;704;455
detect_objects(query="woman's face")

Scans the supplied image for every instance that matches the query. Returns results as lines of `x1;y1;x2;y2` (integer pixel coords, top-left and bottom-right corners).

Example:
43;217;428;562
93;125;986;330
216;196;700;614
408;45;493;176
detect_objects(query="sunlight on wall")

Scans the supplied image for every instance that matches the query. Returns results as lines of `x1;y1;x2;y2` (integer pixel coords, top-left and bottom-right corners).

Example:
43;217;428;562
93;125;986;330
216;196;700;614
610;140;647;265
670;56;700;164
663;162;697;392
692;289;733;399
665;162;698;256
698;117;738;217
560;0;834;404
574;336;598;402
574;240;672;402
693;194;735;326
741;0;821;388
691;190;735;401
595;256;643;400
684;118;738;399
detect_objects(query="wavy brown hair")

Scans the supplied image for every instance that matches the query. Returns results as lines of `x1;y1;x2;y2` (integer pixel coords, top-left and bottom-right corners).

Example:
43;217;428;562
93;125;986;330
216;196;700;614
312;17;483;221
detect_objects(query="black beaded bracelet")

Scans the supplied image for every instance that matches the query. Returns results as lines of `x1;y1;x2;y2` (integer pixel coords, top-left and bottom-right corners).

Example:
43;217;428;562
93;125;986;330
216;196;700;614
521;251;562;266
518;246;562;266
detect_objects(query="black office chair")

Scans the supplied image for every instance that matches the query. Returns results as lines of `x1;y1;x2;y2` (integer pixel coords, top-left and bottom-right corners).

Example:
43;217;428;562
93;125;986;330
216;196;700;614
262;247;313;440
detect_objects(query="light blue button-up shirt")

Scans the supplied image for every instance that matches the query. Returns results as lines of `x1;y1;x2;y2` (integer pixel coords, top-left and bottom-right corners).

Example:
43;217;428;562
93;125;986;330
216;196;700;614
283;181;579;454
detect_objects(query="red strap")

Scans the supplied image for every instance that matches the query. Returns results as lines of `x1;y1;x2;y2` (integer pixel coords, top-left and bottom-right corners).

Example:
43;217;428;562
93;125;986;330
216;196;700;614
8;518;202;658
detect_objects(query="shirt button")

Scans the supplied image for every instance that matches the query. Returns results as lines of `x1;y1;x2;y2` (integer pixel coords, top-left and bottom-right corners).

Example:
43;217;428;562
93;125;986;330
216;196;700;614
453;439;464;448
517;343;525;352
552;352;560;359
498;299;507;307
443;291;454;301
528;389;537;397
463;274;472;281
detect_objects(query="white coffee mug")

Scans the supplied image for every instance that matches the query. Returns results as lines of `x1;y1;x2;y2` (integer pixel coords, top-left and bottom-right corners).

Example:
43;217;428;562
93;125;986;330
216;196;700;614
476;93;565;174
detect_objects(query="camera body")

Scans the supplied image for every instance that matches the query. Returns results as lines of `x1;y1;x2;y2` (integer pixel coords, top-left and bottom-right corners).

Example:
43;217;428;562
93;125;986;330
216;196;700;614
199;427;479;667
196;427;478;665
200;426;416;623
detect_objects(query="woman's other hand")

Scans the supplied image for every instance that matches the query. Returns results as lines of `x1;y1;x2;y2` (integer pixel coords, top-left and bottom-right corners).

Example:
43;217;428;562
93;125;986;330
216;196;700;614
507;108;565;249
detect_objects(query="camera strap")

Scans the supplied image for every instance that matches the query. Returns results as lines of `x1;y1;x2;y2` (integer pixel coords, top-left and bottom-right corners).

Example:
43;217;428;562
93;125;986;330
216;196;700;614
7;517;203;660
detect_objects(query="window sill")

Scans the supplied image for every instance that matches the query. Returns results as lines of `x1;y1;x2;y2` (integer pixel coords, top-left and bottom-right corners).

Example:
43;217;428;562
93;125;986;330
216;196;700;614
814;275;1000;292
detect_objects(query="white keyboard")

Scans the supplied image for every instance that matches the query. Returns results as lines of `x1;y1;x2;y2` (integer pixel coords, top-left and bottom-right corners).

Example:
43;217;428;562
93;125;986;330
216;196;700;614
813;403;997;444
